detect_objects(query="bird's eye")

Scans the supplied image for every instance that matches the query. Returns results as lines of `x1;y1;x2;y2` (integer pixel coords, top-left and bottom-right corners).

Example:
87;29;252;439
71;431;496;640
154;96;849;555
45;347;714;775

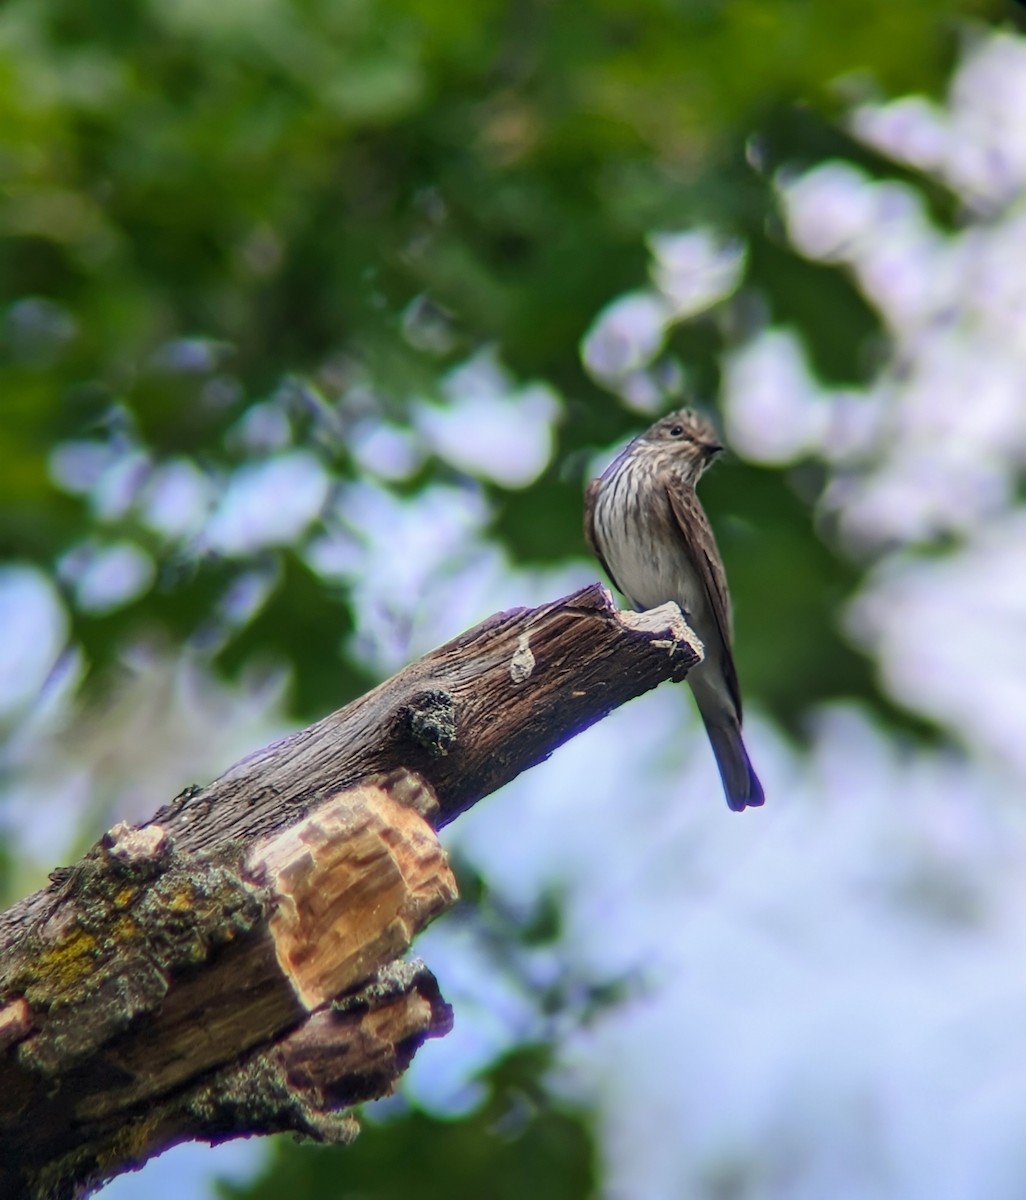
669;424;684;437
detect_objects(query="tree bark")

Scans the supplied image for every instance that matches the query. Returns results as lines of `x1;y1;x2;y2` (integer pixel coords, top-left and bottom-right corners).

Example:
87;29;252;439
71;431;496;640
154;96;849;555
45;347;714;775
0;584;700;1199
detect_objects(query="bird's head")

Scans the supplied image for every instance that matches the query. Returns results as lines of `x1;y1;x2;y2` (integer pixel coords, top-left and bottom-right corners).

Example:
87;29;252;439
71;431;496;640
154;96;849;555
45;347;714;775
635;409;724;483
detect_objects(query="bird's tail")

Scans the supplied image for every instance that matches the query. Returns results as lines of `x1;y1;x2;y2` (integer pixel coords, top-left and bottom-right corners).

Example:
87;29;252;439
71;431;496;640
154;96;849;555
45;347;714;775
703;719;765;812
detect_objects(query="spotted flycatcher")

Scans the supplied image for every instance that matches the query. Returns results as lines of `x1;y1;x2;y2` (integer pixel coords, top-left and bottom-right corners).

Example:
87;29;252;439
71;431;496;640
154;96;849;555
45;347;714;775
584;409;764;811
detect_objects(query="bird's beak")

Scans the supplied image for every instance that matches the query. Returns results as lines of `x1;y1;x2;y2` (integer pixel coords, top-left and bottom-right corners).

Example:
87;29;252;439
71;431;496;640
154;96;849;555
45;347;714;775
703;441;724;459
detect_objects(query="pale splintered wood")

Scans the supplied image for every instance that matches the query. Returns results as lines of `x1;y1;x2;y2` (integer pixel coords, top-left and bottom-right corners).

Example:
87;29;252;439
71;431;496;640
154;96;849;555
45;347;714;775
255;783;457;1009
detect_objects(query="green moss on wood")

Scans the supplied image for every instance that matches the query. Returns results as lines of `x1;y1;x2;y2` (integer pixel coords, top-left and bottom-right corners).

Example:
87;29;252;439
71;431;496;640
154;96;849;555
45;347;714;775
2;824;270;1076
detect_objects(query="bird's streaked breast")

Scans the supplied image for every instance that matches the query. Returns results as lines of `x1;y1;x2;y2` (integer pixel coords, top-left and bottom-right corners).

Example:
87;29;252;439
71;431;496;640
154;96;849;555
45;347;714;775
591;454;709;623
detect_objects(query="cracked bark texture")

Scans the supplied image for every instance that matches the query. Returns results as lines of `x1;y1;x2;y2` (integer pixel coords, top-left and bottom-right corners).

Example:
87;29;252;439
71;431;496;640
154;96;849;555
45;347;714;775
0;584;701;1200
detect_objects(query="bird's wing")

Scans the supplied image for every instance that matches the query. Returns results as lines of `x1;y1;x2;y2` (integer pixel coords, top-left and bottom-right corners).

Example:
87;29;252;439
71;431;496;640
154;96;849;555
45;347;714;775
666;483;743;720
583;476;628;598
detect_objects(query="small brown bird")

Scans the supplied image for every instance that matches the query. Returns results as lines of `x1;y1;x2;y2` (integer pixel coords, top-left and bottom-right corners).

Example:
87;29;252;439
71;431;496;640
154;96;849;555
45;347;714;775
584;409;764;811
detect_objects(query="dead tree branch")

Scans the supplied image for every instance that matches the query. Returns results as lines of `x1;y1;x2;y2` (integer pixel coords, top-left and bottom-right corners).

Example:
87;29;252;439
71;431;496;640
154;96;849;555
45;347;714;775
0;585;699;1199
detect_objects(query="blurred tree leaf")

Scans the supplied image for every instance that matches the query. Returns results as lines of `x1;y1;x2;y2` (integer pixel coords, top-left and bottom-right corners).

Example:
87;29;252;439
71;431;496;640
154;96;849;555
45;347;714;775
489;471;587;565
702;461;873;725
217;1047;596;1200
744;241;882;385
215;552;373;720
702;459;942;741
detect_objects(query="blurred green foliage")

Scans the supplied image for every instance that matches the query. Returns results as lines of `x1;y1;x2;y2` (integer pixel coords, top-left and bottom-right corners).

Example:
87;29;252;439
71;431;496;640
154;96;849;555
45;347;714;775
0;0;1008;1193
0;0;999;726
217;1047;597;1200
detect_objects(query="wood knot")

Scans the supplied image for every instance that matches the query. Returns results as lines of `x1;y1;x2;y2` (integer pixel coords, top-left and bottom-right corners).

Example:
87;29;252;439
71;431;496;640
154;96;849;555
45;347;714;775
403;690;456;757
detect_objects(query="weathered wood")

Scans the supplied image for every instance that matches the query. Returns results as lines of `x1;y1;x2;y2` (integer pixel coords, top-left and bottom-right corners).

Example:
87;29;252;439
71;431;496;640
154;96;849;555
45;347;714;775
0;779;457;1200
0;585;700;1199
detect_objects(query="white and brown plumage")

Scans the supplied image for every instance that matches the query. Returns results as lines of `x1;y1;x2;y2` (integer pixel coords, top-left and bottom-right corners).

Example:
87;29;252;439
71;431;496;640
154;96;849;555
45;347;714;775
584;409;764;811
